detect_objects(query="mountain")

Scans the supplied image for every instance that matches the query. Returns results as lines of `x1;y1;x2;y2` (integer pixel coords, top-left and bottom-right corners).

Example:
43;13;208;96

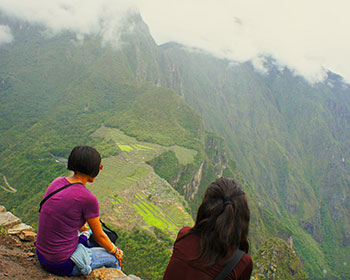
156;45;350;279
0;13;238;279
0;11;348;279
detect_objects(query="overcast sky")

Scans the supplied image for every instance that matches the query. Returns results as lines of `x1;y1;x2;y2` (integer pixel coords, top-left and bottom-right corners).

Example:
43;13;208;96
0;0;349;83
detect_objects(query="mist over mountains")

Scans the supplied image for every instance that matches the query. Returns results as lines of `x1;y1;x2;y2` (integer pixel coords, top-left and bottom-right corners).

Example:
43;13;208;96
0;10;349;280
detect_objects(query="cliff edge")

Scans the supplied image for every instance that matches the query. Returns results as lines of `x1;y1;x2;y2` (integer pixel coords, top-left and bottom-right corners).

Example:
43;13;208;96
0;205;141;280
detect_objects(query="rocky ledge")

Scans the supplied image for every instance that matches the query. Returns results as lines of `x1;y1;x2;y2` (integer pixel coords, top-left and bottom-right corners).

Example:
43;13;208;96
0;205;142;280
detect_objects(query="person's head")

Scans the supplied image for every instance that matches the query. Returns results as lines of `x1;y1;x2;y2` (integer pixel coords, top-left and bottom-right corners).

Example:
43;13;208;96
191;177;250;265
67;146;101;180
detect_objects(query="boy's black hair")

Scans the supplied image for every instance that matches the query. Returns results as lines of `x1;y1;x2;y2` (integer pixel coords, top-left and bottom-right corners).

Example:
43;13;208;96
67;146;101;177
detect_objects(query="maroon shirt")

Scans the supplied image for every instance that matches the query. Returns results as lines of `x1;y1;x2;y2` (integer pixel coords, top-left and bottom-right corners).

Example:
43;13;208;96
163;227;252;280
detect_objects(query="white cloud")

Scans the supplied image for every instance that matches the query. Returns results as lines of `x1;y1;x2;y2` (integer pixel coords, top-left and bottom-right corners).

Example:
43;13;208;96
1;0;350;82
0;24;13;45
0;0;137;45
137;0;350;82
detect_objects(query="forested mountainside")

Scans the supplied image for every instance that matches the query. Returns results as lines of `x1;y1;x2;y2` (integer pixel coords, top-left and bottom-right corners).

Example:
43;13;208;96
158;45;350;279
0;11;348;279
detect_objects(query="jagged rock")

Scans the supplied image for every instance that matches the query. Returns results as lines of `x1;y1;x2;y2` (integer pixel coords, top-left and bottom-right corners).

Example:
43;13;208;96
18;230;36;241
0;205;6;213
7;223;33;235
0;211;21;228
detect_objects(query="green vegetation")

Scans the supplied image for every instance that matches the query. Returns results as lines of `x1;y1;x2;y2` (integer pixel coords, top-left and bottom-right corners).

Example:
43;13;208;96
117;144;134;152
133;193;178;232
0;14;349;280
161;44;350;278
147;151;182;184
169;145;197;165
252;237;309;280
104;86;203;151
86;127;194;237
115;227;172;280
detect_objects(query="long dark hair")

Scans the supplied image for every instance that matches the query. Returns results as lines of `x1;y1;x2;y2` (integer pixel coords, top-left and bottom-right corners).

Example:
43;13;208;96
190;177;250;265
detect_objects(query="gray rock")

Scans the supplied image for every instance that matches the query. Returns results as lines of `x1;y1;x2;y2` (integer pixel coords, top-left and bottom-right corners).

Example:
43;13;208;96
7;223;33;235
0;212;21;228
18;231;36;241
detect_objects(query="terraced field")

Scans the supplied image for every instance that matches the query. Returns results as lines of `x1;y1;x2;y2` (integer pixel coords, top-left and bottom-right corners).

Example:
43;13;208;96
88;126;194;236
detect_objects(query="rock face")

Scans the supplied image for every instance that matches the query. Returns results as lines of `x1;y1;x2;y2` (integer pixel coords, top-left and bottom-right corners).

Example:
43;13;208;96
0;206;36;241
0;211;21;229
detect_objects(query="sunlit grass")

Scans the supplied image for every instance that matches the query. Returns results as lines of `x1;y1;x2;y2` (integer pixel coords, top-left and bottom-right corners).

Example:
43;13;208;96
133;193;178;232
133;143;155;150
117;143;134;152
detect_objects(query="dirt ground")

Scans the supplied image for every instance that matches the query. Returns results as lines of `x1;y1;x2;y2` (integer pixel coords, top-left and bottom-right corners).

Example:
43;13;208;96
0;232;85;280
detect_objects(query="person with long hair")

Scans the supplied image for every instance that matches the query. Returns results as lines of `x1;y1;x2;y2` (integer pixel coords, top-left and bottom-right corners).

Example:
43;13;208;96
36;146;123;276
163;177;252;280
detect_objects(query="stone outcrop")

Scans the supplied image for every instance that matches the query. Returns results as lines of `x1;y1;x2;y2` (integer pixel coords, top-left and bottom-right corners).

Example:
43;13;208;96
0;207;36;241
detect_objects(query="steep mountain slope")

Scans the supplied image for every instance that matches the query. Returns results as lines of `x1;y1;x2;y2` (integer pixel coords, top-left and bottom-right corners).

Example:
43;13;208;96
93;16;349;278
0;13;239;279
0;11;347;279
158;45;350;279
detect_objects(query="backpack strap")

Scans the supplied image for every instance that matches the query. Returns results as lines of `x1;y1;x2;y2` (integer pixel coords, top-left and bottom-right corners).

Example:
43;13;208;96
214;249;245;280
39;183;83;213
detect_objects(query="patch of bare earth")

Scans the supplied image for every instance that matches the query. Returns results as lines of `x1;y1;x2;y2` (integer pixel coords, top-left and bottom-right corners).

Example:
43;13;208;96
0;232;85;280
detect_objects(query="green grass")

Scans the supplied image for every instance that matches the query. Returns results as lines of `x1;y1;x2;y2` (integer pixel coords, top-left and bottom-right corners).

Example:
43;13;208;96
117;143;134;152
133;143;155;150
169;145;197;165
133;193;178;233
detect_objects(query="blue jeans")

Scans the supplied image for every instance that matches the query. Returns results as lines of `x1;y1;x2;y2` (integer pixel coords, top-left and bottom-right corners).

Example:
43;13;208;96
72;247;120;275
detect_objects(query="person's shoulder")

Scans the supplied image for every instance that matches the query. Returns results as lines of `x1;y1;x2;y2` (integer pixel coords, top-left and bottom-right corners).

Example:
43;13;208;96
51;176;68;185
175;226;192;242
46;177;68;191
234;252;253;279
78;187;98;205
78;185;97;198
242;252;252;263
178;226;191;236
240;252;253;271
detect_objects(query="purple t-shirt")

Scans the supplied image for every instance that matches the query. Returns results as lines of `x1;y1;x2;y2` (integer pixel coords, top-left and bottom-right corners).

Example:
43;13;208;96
36;177;99;263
